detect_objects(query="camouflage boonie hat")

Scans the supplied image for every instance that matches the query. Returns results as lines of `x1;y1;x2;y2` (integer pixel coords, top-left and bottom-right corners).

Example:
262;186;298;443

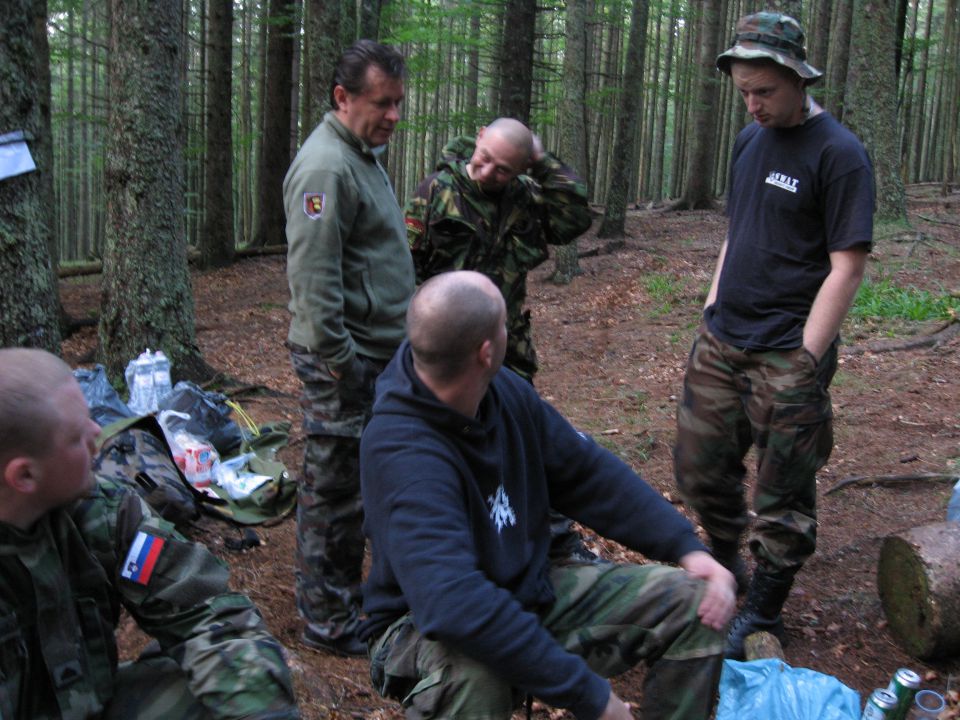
717;12;822;85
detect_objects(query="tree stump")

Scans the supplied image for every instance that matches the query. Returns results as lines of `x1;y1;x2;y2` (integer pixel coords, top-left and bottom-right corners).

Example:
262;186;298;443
744;631;786;660
878;521;960;659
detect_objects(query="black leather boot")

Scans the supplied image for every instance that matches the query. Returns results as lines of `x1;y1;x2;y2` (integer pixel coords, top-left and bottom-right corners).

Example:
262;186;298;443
709;536;749;595
724;569;793;659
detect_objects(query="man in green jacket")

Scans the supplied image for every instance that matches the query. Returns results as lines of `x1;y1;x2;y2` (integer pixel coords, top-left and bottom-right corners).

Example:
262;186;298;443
283;40;414;656
0;348;299;719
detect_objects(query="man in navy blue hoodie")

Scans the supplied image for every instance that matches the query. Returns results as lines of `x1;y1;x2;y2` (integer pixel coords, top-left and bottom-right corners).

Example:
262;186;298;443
360;271;736;720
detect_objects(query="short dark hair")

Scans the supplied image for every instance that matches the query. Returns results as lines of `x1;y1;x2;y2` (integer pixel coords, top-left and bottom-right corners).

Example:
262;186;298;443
330;39;406;109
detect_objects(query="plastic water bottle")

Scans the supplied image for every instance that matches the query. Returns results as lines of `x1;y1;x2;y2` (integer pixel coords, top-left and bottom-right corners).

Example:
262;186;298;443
947;478;960;522
125;349;156;415
152;350;173;405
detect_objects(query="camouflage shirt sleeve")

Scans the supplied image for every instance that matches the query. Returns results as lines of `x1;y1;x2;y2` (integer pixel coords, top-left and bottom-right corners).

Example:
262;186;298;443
526;151;592;246
99;482;299;719
405;174;434;284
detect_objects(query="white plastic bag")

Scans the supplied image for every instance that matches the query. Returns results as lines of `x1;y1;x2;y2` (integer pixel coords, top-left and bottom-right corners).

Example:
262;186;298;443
158;410;220;489
212;453;271;499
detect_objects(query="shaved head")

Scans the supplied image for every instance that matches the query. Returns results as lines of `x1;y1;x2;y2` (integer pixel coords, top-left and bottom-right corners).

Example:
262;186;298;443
407;271;506;383
467;118;534;193
484;118;534;162
0;348;75;460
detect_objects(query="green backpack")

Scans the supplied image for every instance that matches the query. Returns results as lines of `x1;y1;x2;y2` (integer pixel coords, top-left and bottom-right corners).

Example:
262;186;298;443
94;416;296;527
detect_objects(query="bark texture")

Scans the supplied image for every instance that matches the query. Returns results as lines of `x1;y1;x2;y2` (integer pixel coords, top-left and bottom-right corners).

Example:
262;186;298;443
253;0;295;247
597;0;649;238
552;0;589;284
202;0;235;269
100;0;210;383
845;0;907;222
498;0;536;122
0;0;61;351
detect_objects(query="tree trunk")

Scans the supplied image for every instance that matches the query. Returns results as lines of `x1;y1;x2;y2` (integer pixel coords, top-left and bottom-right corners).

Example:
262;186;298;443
0;0;61;351
808;0;833;74
498;0;536;122
552;0;588;284
651;1;678;203
201;0;235;269
33;0;64;331
672;0;720;211
878;521;960;659
359;0;381;40
845;0;907;223
305;0;340;129
597;0;649;239
253;0;294;247
100;0;212;383
825;0;853;118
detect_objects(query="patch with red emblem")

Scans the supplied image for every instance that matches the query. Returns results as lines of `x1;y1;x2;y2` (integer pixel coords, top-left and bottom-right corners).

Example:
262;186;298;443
303;192;325;219
405;217;425;235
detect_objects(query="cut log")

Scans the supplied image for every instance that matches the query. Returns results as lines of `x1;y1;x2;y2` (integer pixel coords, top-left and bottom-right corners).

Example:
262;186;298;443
878;521;960;659
744;631;786;660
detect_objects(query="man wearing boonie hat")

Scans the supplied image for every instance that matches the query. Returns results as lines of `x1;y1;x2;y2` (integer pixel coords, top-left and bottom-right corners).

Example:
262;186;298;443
673;11;875;660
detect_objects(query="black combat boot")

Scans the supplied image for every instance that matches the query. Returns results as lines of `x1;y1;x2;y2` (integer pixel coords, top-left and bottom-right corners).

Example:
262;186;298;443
724;569;794;660
709;536;749;595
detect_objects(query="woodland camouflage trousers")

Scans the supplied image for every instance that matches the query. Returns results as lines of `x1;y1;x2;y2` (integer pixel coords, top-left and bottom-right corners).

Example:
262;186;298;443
368;562;724;720
105;649;209;719
290;346;385;640
674;327;838;576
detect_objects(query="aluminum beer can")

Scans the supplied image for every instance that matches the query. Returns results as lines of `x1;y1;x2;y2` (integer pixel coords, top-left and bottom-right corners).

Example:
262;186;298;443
862;688;899;720
886;668;921;720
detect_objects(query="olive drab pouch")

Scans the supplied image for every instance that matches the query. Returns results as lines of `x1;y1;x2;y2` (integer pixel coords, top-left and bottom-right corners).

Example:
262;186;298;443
199;422;297;526
93;416;202;529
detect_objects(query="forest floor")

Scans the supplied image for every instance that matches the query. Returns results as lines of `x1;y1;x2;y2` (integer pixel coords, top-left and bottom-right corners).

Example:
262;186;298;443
60;185;960;719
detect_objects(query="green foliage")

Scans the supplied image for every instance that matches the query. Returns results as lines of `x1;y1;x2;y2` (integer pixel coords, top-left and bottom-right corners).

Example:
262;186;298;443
850;276;960;322
643;273;684;316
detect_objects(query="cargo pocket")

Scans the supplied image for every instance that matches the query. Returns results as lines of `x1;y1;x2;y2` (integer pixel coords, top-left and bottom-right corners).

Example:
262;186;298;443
767;396;833;506
369;616;421;702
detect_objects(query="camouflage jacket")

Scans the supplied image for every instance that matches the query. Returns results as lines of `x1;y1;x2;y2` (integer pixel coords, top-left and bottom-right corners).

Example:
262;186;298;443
0;478;298;720
405;137;591;380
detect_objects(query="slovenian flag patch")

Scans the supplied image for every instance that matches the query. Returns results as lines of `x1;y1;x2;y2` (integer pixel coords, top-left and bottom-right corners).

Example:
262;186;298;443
121;531;166;585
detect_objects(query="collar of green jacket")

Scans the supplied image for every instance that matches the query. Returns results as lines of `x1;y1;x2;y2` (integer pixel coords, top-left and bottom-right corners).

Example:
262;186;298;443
324;110;383;160
440;135;476;167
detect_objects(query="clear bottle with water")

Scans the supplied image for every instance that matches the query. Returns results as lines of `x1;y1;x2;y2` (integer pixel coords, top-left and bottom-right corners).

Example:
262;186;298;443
125;349;156;415
152;350;173;405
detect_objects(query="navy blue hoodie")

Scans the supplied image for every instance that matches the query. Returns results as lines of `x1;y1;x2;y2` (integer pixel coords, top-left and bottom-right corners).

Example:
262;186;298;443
360;341;706;719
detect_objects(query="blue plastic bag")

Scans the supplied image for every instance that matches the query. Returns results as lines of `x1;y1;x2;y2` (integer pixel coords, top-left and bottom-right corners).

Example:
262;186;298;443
74;364;135;427
717;659;861;720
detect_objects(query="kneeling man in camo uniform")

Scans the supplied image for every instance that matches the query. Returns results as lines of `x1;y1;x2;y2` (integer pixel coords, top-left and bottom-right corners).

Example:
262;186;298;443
0;348;299;719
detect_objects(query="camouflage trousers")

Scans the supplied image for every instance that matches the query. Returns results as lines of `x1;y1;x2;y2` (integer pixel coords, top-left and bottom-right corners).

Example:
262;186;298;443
106;649;209;719
368;562;724;719
505;308;537;383
674;327;837;576
290;346;385;640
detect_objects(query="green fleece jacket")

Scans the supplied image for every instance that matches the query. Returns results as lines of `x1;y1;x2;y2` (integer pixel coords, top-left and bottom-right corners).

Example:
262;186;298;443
284;112;414;372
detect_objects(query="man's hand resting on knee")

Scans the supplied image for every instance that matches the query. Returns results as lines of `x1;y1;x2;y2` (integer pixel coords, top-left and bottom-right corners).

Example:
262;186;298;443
679;550;737;630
